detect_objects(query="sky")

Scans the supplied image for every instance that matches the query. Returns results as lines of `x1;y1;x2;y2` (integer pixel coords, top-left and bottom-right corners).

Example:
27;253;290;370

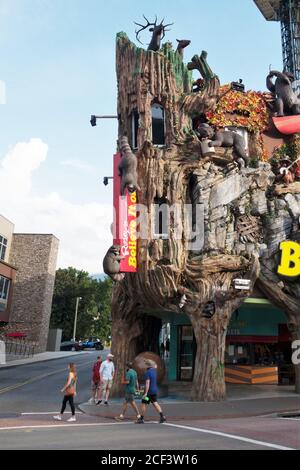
0;0;282;273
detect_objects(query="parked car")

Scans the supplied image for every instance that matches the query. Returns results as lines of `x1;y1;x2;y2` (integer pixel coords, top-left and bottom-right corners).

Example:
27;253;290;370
78;337;104;350
60;340;81;352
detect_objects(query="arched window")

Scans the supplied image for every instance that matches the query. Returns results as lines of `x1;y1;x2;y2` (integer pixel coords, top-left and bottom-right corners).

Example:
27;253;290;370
151;103;165;146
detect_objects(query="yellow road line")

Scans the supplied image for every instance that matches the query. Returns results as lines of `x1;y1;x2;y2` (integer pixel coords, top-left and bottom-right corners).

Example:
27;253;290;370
0;360;95;395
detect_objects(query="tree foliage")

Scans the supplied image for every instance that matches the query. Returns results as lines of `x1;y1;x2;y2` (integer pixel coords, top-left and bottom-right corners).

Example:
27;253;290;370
50;268;112;341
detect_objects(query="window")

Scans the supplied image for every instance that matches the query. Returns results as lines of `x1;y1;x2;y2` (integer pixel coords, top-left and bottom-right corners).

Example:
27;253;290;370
131;110;139;149
0;275;10;301
151;103;165;146
153;198;169;239
0;235;8;262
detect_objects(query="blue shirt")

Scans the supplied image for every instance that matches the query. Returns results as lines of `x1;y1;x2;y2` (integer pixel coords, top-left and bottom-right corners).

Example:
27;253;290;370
144;368;158;395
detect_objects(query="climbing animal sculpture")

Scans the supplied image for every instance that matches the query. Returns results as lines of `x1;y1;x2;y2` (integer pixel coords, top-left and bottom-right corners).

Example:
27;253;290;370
196;123;249;169
118;136;140;196
267;70;300;117
103;245;125;282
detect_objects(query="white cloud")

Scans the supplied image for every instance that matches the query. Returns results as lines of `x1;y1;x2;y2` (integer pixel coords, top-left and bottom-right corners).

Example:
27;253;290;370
0;139;112;273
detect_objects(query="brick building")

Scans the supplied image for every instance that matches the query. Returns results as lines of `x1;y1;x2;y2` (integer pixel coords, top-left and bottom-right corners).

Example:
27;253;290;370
0;214;59;352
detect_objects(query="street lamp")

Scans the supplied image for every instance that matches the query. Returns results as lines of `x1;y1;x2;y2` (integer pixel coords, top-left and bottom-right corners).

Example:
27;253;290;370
72;297;82;341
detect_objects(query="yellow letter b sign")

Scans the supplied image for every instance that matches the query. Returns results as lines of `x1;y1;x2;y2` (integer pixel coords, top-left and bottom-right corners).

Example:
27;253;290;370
278;241;300;277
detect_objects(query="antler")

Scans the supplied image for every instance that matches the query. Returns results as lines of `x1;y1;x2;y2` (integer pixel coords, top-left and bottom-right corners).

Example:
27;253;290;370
160;19;174;40
134;15;157;44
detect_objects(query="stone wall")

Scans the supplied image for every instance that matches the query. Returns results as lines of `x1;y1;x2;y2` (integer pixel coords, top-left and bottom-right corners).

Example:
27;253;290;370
9;234;59;353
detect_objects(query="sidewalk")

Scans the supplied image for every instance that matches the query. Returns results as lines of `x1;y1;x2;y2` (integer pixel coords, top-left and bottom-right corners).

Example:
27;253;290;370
79;385;300;421
0;351;89;369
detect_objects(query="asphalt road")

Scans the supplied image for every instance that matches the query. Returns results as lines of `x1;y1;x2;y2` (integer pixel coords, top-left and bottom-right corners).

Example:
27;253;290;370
0;350;101;414
0;352;299;450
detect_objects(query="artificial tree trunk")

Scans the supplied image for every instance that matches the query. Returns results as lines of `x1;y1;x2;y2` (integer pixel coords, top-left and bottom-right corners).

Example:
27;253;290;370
181;255;260;401
190;315;227;401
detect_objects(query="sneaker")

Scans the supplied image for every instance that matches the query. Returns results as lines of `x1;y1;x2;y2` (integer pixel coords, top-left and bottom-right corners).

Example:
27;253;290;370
136;417;144;424
96;400;102;406
115;415;124;421
88;398;96;404
53;415;62;421
104;401;109;406
67;416;76;422
159;415;167;424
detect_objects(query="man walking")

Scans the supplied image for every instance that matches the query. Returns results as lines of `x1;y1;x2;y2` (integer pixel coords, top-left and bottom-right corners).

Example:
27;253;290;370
136;359;166;424
89;356;102;405
115;362;141;421
99;353;115;405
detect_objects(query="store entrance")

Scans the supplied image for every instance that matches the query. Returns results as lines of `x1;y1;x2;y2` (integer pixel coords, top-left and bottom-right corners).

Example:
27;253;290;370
177;326;196;381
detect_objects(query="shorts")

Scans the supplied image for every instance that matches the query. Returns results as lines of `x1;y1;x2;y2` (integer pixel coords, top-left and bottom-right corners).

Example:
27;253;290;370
102;379;113;391
92;380;101;391
124;392;135;403
142;394;158;405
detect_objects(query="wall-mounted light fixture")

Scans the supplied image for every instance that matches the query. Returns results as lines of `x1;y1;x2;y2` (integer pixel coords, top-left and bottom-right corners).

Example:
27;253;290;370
233;279;251;291
103;177;113;186
90;115;118;127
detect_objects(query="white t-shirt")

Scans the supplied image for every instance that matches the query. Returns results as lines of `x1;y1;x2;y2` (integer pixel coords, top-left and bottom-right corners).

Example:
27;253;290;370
100;360;115;380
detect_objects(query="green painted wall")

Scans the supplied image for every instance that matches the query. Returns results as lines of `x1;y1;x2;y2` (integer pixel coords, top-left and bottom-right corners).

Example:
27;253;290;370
167;301;287;381
228;304;286;337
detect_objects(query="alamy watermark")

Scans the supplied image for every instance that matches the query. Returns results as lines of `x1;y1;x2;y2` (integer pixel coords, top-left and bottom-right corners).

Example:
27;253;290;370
0;80;6;104
113;201;205;252
292;340;300;366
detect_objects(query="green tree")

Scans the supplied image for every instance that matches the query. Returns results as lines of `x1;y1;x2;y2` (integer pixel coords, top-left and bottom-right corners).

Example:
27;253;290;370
50;268;112;342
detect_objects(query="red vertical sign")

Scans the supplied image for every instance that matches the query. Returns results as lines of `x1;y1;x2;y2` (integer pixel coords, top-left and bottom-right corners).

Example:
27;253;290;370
113;153;137;273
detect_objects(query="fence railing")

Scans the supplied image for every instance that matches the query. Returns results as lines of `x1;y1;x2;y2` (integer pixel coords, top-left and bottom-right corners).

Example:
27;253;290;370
4;340;36;360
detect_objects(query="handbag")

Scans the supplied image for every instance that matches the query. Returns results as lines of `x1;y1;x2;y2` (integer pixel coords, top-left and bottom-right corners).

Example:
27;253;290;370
65;385;75;396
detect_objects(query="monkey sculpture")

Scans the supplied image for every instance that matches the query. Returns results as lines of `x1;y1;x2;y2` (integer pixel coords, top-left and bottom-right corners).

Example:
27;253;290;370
103;245;125;282
267;70;300;117
196;123;249;169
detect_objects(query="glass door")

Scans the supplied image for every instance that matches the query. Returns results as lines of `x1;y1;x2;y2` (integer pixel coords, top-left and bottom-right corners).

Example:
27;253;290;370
178;326;195;381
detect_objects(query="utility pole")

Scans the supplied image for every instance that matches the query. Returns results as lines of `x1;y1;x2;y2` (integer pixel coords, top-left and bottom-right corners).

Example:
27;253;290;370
72;297;82;341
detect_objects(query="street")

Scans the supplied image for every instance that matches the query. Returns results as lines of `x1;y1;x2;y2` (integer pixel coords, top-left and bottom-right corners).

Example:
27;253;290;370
0;351;299;450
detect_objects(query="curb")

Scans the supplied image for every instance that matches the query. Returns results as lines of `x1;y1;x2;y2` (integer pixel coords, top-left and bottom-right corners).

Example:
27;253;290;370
78;399;300;422
0;351;90;370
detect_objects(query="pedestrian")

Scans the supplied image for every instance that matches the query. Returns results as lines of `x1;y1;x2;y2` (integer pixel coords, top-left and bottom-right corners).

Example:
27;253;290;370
115;362;141;421
53;363;77;422
100;353;115;405
89;356;103;405
136;359;166;424
160;342;165;358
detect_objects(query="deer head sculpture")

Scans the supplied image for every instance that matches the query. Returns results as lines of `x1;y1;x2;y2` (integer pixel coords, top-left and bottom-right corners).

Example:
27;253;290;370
134;15;173;52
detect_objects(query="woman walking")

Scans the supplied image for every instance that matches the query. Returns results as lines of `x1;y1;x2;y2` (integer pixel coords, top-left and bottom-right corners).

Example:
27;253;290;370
54;363;77;422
